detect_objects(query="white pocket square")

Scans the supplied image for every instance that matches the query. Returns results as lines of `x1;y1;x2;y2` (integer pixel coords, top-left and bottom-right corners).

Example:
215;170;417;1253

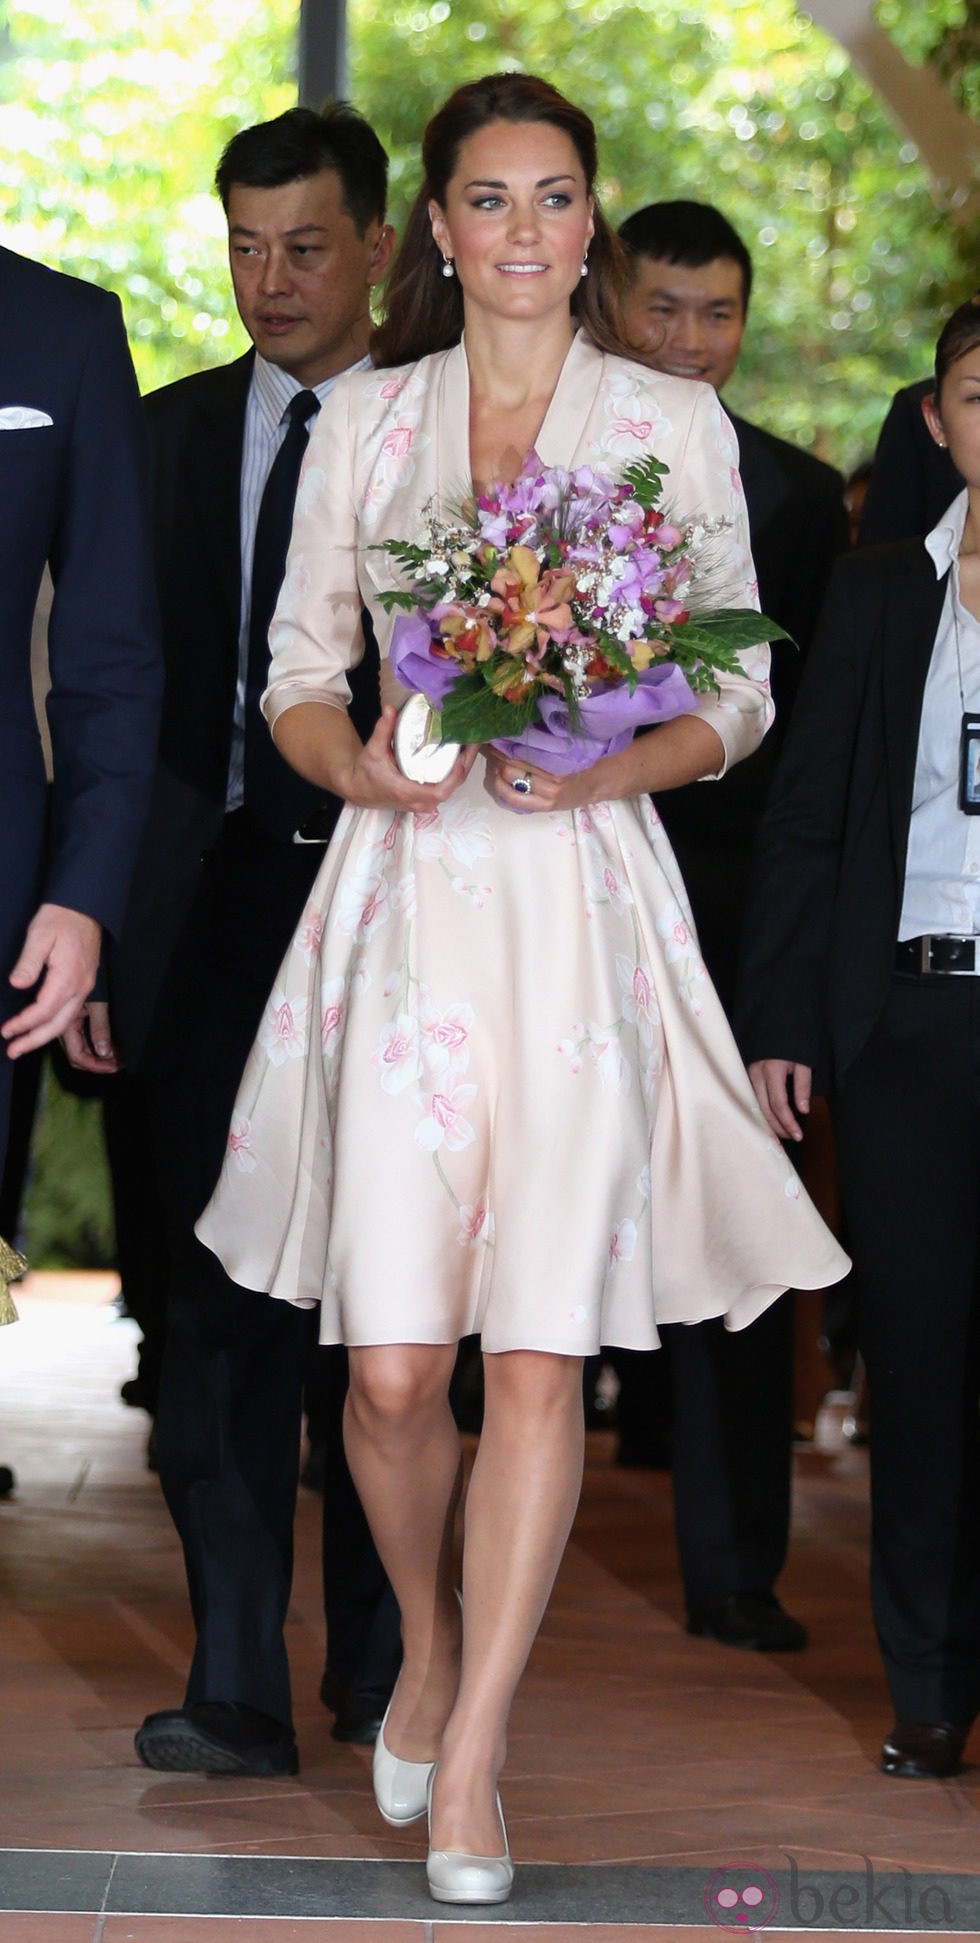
0;406;53;429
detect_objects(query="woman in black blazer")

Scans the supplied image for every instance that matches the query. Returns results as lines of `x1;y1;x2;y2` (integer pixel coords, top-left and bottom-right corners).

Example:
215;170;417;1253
737;293;980;1782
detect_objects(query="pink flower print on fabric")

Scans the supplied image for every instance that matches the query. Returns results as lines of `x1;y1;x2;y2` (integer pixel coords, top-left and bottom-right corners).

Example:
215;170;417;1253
597;371;671;461
415;1081;478;1153
335;855;392;938
258;991;309;1067
457;1202;494;1248
296;902;324;968
419;996;474;1077
451;876;492;909
639;1042;665;1106
575;802;615;840
373;1016;422;1094
657;898;695;964
657;898;707;1015
585;1022;632;1095
585;845;635;918
229;1114;256;1174
414;798;495;869
616;954;660;1046
382;425;415;463
391;873;417;919
360;370;431;528
609;1218;638;1265
557;1028;584;1076
320;976;346;1055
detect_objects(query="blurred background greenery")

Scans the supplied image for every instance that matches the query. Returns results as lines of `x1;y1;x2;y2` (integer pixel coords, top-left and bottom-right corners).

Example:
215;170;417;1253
0;0;976;1265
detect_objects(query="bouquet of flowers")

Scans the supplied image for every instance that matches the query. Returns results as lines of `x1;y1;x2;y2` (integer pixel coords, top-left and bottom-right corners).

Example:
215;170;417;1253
379;450;786;778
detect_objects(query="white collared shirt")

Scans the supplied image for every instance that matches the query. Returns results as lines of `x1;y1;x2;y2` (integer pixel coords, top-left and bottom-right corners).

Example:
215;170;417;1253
226;353;368;812
899;490;980;940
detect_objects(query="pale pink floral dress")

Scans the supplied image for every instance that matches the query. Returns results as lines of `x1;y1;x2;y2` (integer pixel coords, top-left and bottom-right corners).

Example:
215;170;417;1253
197;335;849;1352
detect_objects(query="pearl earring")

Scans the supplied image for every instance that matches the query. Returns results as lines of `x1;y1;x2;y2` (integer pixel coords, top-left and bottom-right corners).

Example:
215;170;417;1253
580;255;589;279
441;255;455;279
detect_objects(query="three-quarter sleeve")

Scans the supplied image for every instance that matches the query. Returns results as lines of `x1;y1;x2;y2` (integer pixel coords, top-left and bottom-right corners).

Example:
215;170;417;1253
261;373;365;732
673;384;773;777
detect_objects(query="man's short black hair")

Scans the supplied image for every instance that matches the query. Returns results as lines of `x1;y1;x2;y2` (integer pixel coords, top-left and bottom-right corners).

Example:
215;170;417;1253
216;102;388;234
618;200;753;312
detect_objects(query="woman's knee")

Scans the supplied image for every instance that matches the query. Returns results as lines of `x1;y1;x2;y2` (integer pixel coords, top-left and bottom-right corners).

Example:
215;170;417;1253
347;1342;456;1432
483;1348;584;1419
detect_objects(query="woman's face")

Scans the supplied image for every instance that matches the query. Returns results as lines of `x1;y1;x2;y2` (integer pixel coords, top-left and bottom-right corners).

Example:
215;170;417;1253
924;342;980;489
429;118;594;330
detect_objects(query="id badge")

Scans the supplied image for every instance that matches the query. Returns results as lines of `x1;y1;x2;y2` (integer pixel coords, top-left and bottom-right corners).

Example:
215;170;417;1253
960;713;980;814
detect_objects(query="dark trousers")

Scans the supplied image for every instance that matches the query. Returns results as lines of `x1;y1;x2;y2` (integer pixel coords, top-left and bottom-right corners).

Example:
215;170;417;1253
611;826;795;1610
146;812;400;1728
834;975;980;1727
664;1301;794;1608
103;1073;170;1409
0;1045;44;1242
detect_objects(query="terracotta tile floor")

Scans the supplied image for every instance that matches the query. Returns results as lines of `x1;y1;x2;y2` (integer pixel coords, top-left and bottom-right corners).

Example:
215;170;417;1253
1;1273;978;1941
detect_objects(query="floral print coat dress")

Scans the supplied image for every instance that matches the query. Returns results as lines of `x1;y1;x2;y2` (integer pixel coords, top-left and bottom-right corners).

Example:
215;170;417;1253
196;333;849;1352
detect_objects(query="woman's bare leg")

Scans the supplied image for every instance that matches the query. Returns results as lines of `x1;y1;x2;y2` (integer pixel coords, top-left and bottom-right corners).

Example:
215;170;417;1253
345;1342;463;1760
430;1349;585;1856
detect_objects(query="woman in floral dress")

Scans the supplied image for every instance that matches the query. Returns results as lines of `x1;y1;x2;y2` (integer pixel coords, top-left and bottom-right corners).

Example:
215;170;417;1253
199;72;847;1904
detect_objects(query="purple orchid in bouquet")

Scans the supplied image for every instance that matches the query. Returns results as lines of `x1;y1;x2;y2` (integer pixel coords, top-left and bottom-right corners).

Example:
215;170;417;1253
378;450;787;777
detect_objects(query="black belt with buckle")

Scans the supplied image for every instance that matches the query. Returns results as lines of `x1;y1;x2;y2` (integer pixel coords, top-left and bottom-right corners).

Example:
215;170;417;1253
894;934;980;976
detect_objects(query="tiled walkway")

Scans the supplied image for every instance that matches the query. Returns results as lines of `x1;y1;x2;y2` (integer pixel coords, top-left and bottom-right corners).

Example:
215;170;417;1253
1;1274;977;1941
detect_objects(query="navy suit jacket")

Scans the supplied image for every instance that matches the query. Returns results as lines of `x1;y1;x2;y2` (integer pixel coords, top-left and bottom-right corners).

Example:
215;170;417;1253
736;538;948;1093
110;353;380;1069
659;409;849;855
0;248;160;1154
109;353;255;1066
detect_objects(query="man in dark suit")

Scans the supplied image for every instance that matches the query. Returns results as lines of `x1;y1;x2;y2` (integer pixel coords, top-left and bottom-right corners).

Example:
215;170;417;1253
0;249;160;1169
81;105;401;1777
737;295;980;1778
609;201;849;1651
859;378;962;546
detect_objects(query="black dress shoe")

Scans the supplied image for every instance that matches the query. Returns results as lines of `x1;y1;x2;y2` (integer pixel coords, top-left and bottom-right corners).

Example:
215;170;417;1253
319;1666;390;1745
881;1721;967;1779
135;1702;298;1775
687;1591;808;1652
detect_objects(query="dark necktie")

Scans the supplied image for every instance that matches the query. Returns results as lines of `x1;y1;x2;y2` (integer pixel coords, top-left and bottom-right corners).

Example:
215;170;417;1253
243;387;323;839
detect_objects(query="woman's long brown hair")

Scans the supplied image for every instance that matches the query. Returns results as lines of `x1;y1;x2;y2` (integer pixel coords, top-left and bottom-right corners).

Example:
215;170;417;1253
371;72;635;369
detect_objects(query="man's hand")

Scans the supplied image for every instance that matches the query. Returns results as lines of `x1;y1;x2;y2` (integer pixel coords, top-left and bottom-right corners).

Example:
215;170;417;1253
2;904;102;1059
748;1058;812;1142
61;999;123;1075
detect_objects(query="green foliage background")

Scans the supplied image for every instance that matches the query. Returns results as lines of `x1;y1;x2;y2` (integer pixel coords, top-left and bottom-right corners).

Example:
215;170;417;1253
19;1070;115;1269
0;0;975;472
0;0;975;1264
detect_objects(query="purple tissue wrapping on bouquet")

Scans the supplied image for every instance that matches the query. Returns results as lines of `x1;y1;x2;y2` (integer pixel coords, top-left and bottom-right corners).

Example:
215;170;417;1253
388;611;461;706
491;661;699;775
